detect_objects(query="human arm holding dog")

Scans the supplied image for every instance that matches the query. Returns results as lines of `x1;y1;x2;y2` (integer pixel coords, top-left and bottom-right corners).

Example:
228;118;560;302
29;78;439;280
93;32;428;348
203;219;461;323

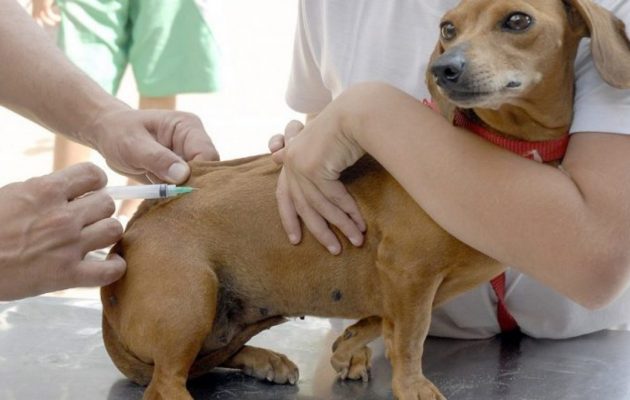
275;81;630;310
0;0;219;300
271;0;630;319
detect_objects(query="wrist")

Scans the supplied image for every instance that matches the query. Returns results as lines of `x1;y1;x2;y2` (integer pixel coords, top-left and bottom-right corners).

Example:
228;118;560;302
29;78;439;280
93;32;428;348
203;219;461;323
75;97;130;151
337;82;393;151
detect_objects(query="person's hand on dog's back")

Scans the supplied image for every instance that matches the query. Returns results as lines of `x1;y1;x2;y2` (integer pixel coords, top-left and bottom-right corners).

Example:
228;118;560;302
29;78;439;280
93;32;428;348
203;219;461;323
269;104;366;255
0;163;125;300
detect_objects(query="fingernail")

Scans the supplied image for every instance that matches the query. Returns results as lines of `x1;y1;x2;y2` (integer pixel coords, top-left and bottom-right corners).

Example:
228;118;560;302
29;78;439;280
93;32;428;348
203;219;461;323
350;236;363;246
328;245;341;255
166;162;189;183
289;234;299;244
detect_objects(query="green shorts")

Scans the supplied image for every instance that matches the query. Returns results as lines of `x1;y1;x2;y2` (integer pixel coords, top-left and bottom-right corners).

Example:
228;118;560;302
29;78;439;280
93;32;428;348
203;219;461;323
56;0;221;97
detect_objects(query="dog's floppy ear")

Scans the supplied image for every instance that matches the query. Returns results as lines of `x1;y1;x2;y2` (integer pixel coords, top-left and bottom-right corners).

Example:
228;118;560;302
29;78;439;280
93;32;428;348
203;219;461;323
566;0;630;88
425;42;456;121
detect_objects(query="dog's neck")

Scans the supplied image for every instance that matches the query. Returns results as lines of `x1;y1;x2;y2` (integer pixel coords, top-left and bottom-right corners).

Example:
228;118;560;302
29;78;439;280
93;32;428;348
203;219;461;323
473;98;572;142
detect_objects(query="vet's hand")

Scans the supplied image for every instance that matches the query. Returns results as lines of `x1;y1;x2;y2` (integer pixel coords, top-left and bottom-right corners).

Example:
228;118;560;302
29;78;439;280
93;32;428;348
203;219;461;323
0;163;125;300
31;0;60;27
276;116;367;255
86;108;220;184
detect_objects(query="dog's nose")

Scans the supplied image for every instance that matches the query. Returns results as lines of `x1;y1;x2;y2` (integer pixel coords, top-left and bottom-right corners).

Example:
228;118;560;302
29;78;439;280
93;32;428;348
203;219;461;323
431;52;467;86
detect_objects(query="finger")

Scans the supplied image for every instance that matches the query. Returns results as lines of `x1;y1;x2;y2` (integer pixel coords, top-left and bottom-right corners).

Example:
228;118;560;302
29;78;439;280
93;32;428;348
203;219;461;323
320;181;367;234
300;180;363;248
33;16;44;26
129;138;190;184
284;120;305;142
276;169;302;244
69;191;116;227
191;148;220;162
40;13;56;26
294;193;343;255
46;9;61;23
270;120;305;163
181;129;220;162
268;134;285;153
149;111;220;162
271;148;287;165
71;254;127;288
287;178;342;254
79;218;124;254
53;163;108;200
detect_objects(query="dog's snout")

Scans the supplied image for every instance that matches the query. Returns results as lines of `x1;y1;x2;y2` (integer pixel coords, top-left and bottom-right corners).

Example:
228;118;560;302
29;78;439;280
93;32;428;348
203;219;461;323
431;51;467;86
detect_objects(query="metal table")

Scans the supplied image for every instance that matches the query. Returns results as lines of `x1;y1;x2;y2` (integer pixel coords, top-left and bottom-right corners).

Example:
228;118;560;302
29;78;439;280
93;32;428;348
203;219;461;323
1;296;629;399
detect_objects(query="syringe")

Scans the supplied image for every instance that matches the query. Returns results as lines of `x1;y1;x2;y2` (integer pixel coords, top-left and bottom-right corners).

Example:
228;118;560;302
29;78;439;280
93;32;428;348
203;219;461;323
104;184;194;200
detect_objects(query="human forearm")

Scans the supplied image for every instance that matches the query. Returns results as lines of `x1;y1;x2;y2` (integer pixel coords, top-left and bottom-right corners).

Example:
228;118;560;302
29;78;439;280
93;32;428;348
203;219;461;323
0;0;128;145
342;83;630;308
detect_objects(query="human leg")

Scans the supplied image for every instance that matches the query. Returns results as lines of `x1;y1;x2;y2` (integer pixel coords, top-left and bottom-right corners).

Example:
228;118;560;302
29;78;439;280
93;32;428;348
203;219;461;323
52;136;93;171
53;0;129;171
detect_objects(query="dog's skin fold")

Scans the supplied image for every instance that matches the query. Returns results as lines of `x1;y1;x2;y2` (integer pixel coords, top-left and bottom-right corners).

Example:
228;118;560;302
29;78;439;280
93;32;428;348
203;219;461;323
101;1;630;399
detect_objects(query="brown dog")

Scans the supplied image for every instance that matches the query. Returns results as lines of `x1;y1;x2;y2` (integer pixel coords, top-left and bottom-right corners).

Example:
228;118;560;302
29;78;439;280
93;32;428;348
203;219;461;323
101;1;630;399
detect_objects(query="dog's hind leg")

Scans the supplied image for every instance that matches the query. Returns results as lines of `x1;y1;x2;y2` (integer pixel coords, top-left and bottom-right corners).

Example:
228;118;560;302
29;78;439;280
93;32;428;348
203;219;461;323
189;317;298;385
330;316;382;382
221;345;300;384
131;259;220;400
380;269;446;400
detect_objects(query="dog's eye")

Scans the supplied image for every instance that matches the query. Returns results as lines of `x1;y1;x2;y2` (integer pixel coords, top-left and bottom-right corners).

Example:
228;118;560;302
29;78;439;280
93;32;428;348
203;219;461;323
440;22;457;41
503;12;533;32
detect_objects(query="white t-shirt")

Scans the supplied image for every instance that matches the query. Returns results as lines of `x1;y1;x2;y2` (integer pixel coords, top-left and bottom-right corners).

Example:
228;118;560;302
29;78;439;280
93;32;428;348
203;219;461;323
286;0;630;339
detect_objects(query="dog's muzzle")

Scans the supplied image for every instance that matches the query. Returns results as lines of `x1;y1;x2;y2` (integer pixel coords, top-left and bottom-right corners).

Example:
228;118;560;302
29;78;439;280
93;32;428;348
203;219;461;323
431;50;467;89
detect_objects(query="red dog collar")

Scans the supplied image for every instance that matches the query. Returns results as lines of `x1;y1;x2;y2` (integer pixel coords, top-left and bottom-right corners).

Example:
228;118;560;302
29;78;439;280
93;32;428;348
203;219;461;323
423;100;569;162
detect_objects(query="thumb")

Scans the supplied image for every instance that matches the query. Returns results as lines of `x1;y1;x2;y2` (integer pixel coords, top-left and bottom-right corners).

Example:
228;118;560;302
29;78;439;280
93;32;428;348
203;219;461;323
136;140;191;184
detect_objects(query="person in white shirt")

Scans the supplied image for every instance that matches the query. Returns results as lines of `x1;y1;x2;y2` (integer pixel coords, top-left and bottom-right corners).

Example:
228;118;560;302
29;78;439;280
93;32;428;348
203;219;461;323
269;0;630;339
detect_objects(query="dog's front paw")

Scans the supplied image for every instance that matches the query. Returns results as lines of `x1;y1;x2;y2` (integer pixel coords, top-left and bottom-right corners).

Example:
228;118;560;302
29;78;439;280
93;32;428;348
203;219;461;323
393;377;446;400
330;345;372;382
240;348;300;385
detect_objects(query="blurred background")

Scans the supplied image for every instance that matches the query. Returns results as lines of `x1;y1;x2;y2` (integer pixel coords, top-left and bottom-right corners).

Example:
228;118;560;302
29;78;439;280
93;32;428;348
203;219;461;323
4;1;301;298
1;0;301;188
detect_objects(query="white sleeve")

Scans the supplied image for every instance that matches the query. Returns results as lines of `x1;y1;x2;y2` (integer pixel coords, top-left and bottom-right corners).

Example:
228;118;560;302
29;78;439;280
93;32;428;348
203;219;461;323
570;0;630;135
285;1;332;114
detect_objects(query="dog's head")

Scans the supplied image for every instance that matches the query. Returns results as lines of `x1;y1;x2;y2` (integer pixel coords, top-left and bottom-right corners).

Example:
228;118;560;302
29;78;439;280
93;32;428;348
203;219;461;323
427;0;630;127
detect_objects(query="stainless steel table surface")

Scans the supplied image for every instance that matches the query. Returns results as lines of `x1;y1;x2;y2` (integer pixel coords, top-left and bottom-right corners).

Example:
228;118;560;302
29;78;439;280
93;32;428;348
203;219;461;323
1;296;629;400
